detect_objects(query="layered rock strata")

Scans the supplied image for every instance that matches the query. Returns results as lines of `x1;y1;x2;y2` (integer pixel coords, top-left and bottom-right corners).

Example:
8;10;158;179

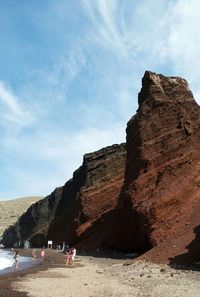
2;144;126;248
3;71;200;264
113;71;200;263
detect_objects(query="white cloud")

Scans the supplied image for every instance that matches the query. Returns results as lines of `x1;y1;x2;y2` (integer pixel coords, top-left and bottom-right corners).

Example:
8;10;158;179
83;0;128;58
0;123;125;199
2;0;200;200
82;0;200;103
46;44;87;102
0;80;34;129
156;0;200;101
19;42;87;108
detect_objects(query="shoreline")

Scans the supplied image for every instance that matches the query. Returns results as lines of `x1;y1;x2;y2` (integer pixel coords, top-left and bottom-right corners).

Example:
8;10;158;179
0;249;41;276
1;249;200;297
0;248;66;297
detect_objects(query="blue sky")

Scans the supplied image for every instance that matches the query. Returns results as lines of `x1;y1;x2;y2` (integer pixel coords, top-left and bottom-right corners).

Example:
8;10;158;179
0;0;200;200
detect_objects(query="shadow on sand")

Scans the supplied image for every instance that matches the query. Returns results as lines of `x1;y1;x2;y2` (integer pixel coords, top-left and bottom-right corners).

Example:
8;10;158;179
169;225;200;271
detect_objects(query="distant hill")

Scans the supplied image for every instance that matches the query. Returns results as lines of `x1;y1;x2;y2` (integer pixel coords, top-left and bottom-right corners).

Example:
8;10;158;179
0;196;42;236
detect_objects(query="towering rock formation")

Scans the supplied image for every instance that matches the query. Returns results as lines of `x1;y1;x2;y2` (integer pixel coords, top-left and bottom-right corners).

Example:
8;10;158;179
114;71;200;263
3;71;200;264
2;144;126;249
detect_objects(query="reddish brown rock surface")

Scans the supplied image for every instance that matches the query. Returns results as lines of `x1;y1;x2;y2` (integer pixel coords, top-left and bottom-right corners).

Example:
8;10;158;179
2;144;126;250
48;143;126;249
114;71;200;263
3;71;200;265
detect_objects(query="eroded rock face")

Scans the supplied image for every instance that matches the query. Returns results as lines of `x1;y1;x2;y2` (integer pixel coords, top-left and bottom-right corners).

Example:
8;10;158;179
113;71;200;261
47;143;126;249
3;71;200;263
2;144;126;248
2;188;62;247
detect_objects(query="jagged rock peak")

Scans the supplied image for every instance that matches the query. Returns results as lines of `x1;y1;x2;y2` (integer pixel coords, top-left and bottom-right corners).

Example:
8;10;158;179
138;71;194;108
114;71;200;264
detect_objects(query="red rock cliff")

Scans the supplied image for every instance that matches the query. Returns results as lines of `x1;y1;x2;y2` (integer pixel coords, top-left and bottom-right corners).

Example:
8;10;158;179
2;144;126;250
114;71;200;263
48;143;126;250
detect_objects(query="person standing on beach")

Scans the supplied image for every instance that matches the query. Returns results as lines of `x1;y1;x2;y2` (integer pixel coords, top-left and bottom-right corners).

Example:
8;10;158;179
66;248;72;265
12;250;19;269
71;247;76;266
40;249;45;259
32;249;37;258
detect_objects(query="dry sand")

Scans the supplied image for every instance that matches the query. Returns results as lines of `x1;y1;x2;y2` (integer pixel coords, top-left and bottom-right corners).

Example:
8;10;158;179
12;255;200;297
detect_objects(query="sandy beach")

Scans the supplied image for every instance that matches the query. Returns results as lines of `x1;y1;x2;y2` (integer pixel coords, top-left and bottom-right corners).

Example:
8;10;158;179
1;250;200;297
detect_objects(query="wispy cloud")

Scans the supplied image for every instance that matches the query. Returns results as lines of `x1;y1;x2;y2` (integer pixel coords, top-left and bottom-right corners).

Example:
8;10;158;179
51;45;87;102
0;123;125;199
83;0;128;58
1;0;200;200
82;0;200;99
0;80;34;129
82;0;172;63
158;0;200;100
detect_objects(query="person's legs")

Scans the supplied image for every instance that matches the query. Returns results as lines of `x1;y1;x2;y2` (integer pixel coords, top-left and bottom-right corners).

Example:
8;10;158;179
68;256;71;265
66;255;70;265
12;260;17;269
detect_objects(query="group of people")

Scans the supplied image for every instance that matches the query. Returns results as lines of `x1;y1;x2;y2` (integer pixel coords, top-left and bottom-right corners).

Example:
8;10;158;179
32;248;45;259
11;245;77;270
66;247;76;265
12;248;46;270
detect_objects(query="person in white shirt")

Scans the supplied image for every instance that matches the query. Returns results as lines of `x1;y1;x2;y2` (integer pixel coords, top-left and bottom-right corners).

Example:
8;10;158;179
71;247;76;265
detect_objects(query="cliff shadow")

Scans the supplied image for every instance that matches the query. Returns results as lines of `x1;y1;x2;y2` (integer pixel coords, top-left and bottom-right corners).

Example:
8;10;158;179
74;207;146;259
107;177;152;254
169;225;200;271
